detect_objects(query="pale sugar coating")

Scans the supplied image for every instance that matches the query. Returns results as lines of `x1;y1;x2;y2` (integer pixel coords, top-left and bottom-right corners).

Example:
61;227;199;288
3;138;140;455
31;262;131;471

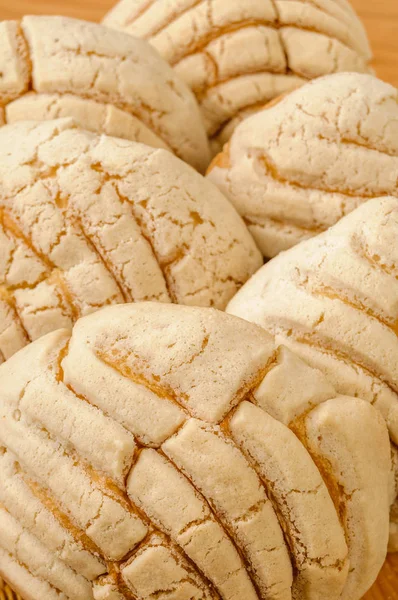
103;0;372;151
228;196;398;444
0;16;210;172
161;420;293;599
207;72;398;257
229;401;349;599
227;196;398;551
0;302;391;600
299;397;391;598
0;118;261;361
0;547;67;600
0;506;92;600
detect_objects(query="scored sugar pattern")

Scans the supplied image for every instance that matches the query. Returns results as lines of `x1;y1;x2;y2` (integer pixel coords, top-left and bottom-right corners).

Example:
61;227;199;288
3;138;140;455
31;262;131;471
0;303;390;600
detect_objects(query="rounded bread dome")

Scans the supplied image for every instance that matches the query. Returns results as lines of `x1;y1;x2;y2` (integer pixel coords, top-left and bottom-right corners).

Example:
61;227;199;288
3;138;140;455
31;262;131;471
0;15;210;172
207;72;398;258
227;196;398;443
103;0;372;152
0;118;262;361
227;196;398;551
0;302;391;600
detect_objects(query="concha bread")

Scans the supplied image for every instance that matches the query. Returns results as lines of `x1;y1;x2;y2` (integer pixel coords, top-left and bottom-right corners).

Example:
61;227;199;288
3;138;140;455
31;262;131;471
227;196;398;444
207;72;398;258
0;303;391;600
227;196;398;551
103;0;372;152
0;15;210;172
0;118;261;362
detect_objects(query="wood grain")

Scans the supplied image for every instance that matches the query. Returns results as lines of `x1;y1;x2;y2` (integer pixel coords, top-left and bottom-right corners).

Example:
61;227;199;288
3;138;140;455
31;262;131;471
0;0;397;599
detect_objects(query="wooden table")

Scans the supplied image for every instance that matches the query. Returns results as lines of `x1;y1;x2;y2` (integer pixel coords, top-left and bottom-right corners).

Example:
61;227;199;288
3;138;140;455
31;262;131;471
0;0;397;599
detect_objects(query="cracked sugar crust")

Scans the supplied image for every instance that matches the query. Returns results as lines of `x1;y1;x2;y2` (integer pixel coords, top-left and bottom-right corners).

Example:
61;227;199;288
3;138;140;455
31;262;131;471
0;302;392;600
295;397;391;599
207;72;398;258
0;118;262;360
228;401;349;600
227;196;398;445
227;195;398;557
250;345;391;590
0;16;210;172
103;0;372;148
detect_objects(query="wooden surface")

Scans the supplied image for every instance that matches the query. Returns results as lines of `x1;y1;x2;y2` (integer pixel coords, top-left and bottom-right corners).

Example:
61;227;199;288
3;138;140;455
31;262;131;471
0;0;397;599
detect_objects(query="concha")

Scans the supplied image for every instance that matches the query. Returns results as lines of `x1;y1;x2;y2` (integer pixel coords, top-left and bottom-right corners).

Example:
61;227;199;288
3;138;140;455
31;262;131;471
0;302;391;599
207;73;398;257
0;118;261;361
0;15;210;171
103;0;372;152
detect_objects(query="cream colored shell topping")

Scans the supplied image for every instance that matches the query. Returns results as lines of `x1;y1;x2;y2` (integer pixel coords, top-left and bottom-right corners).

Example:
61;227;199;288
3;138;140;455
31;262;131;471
228;196;398;446
207;72;398;257
227;196;398;551
0;303;391;600
103;0;372;151
0;16;210;171
0;118;261;362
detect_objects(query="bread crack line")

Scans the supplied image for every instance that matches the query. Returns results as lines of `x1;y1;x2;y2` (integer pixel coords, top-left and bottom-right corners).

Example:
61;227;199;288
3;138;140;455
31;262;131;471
138;0;366;67
123;0;158;28
297;270;398;339
266;317;398;405
127;445;264;600
0;287;31;344
3;22;172;156
0;143;179;332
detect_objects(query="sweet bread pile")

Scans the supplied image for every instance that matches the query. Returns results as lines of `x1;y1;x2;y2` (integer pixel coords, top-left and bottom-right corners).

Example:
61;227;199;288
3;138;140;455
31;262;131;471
103;0;372;153
0;1;397;599
0;304;391;600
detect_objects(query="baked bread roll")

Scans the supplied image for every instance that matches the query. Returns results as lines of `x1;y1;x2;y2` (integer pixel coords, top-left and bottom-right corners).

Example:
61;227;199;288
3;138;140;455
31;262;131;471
227;195;398;550
103;0;372;153
207;72;398;258
0;118;261;362
0;15;210;172
0;303;391;600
